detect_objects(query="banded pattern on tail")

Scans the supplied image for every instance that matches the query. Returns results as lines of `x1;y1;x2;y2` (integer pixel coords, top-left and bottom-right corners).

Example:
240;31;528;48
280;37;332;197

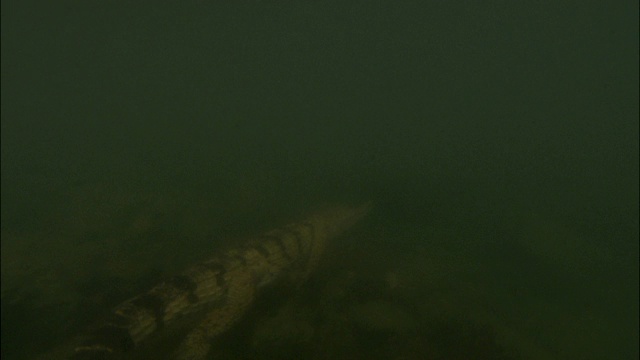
71;203;371;360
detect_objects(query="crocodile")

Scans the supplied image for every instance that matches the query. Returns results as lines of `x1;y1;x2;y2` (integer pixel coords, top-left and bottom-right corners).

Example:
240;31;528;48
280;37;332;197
70;203;371;360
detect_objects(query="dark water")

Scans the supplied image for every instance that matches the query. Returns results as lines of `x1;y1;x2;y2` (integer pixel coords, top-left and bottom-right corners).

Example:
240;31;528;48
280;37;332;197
1;1;638;359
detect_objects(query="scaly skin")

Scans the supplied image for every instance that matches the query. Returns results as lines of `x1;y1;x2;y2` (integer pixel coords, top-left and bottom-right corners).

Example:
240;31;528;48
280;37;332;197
71;203;371;360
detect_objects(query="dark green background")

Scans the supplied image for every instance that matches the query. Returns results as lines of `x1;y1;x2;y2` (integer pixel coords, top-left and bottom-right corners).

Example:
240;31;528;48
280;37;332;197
2;1;638;359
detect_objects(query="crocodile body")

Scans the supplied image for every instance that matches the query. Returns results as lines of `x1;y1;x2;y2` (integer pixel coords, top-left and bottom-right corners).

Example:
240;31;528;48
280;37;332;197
71;203;370;360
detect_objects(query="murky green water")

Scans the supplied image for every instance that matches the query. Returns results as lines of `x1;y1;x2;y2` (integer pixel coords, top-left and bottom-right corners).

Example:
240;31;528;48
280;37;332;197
2;1;638;359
